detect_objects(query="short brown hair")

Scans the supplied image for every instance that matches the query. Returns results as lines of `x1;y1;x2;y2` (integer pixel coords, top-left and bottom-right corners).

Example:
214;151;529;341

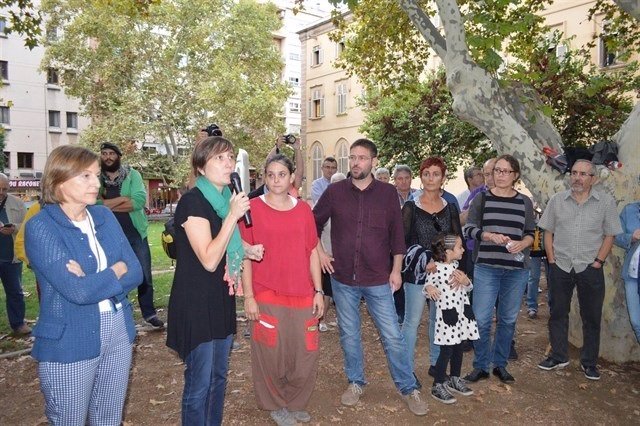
191;136;235;177
42;145;99;204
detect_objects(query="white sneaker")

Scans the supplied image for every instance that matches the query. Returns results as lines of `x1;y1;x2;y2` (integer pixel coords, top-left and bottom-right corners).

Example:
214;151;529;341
319;322;329;332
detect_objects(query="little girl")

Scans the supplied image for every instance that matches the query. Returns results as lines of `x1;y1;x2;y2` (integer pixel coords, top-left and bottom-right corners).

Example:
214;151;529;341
423;234;479;404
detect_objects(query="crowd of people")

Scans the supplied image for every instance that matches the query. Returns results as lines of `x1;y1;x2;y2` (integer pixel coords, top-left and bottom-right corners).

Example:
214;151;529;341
2;132;639;425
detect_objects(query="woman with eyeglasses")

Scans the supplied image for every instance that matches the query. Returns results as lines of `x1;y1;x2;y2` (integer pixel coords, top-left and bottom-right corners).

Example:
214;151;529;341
25;145;143;424
400;157;466;384
462;154;535;384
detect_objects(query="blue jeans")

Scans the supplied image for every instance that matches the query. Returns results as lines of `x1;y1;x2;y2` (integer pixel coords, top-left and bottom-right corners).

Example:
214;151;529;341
182;335;233;425
526;257;541;311
331;277;417;395
126;235;157;320
624;277;640;342
0;261;25;330
472;264;528;371
401;283;440;370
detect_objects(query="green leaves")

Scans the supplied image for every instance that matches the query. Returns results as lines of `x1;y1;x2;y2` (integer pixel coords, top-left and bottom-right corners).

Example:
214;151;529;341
41;0;288;186
360;69;493;174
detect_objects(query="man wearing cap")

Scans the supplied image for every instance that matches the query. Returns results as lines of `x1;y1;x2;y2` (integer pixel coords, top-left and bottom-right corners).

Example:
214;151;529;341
99;142;163;328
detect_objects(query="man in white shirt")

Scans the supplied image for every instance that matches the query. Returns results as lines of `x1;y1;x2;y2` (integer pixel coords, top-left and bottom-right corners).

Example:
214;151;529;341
311;157;338;205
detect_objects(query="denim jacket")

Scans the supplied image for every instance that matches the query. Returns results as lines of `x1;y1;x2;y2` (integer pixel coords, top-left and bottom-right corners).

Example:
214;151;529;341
614;202;640;281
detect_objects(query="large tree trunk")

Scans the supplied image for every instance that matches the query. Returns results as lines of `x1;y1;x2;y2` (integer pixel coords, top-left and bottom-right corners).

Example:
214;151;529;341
398;0;640;361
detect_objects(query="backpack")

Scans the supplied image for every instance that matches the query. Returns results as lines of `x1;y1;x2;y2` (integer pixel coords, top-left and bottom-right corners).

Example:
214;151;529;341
161;218;177;259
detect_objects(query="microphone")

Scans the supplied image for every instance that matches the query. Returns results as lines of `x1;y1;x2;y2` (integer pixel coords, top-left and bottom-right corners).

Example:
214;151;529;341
230;172;252;227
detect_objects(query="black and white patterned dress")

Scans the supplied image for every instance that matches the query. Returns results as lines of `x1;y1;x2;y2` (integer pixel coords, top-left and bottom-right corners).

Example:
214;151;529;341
424;260;479;345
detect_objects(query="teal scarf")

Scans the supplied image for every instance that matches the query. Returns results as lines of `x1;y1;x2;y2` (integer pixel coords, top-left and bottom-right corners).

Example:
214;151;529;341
195;176;245;291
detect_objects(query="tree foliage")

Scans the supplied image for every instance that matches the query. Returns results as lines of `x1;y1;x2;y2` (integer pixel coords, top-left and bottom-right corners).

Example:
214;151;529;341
508;33;640;148
327;0;550;91
0;0;42;49
360;69;491;173
41;0;289;186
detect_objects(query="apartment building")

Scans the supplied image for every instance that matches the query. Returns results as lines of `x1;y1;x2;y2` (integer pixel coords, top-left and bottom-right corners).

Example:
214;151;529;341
298;11;366;199
0;16;89;199
298;1;634;199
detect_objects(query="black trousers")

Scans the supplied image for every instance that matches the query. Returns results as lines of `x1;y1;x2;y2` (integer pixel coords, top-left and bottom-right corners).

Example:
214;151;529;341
548;264;605;367
434;343;463;384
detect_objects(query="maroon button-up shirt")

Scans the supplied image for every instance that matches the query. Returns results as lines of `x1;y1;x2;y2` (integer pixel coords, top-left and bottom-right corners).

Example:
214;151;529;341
313;178;406;286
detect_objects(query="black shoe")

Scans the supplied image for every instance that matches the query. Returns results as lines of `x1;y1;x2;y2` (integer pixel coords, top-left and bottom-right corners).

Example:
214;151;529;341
508;340;518;360
146;316;165;328
538;357;569;371
492;367;515;383
581;365;601;381
428;365;436;378
461;340;474;352
463;368;489;382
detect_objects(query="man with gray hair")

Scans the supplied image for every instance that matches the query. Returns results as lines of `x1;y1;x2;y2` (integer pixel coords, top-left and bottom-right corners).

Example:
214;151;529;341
0;173;28;334
393;164;416;206
457;166;484;207
537;159;621;381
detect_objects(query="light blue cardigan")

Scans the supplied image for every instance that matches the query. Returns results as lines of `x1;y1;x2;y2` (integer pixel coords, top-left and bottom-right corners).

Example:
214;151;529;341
25;204;142;363
615;202;640;281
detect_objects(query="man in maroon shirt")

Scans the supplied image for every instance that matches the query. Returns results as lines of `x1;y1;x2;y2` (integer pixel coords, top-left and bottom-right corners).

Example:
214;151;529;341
313;139;427;416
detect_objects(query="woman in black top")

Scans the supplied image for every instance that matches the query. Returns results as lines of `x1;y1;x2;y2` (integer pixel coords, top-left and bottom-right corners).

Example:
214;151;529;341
167;136;255;425
400;157;466;380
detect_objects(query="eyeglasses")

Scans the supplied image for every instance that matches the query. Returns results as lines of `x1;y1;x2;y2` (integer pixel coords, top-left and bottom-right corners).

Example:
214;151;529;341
348;155;372;162
570;171;594;178
493;168;515;176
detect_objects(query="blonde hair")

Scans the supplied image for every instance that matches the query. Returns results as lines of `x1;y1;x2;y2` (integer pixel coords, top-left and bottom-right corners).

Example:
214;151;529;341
41;145;99;204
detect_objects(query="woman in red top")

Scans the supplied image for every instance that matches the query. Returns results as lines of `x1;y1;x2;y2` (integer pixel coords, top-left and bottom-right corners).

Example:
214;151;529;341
240;154;323;426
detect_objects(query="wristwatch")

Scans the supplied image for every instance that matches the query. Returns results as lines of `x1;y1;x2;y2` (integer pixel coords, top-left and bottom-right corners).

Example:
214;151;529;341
315;289;325;296
594;258;605;265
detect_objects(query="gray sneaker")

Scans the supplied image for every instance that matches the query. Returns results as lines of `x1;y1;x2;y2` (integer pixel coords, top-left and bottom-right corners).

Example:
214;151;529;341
270;408;296;426
431;383;456;404
291;410;311;422
402;389;428;415
445;376;474;396
341;383;363;406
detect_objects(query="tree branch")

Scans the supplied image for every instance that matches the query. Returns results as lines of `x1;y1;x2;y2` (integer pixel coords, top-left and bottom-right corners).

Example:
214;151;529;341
396;0;447;58
611;0;640;20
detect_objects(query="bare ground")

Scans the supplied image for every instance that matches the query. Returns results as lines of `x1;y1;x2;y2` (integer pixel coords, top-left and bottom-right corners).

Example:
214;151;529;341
2;291;640;425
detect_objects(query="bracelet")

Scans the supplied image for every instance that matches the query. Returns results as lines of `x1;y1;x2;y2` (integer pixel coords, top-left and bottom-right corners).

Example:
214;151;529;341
594;258;605;265
315;289;325;296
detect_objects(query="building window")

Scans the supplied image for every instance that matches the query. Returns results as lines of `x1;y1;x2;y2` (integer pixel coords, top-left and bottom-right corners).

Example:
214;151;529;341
336;82;347;115
336;39;345;56
0;17;7;36
47;68;59;85
288;76;300;87
289;124;301;135
48;110;61;128
142;146;157;153
308;87;325;119
17;152;34;169
0;60;8;80
289;102;300;113
336;139;349;174
47;27;59;42
600;35;617;67
311;45;323;66
311;142;324;181
66;112;78;129
0;106;9;125
2;152;9;170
